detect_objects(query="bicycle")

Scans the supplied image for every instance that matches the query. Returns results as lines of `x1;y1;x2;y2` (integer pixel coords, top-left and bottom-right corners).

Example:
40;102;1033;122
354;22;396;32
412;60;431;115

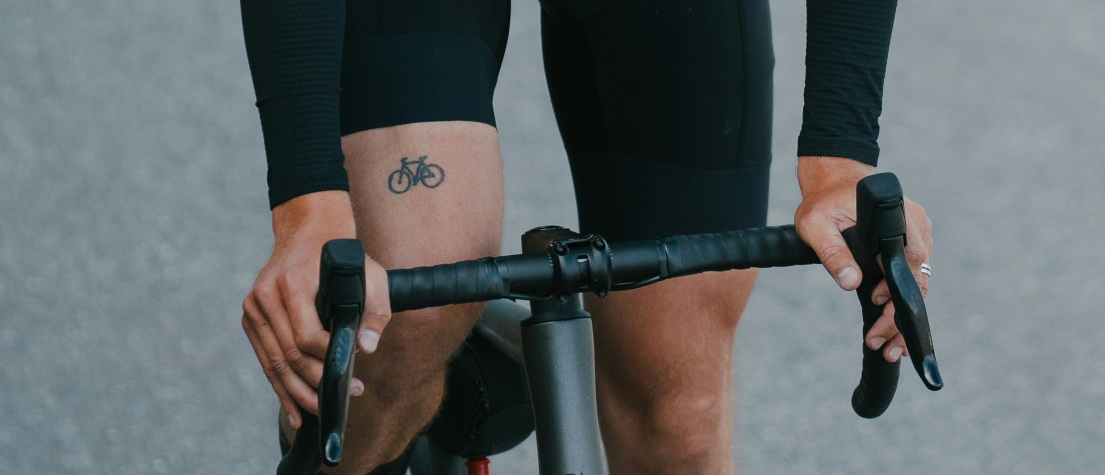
275;173;943;475
388;156;445;194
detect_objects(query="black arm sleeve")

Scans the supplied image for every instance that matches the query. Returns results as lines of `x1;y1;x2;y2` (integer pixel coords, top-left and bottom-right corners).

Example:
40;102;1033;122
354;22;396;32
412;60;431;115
798;0;898;166
240;0;349;209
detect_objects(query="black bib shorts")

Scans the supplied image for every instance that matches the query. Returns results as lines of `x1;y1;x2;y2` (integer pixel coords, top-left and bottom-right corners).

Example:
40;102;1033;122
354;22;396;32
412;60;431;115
340;0;775;241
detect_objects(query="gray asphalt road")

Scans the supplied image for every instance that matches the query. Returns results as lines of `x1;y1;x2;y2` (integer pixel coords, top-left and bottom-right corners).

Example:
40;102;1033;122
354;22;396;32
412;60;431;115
2;0;1103;473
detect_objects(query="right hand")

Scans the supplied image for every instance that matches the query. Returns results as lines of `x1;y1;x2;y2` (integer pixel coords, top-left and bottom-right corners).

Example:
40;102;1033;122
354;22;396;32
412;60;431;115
241;191;393;429
794;157;933;364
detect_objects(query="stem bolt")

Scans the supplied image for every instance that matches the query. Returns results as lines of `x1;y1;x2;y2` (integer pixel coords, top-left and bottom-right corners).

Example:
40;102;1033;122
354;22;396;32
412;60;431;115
553;242;567;255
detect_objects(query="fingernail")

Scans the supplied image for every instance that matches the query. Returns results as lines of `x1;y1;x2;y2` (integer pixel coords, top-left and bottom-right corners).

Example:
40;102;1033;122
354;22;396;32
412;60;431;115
874;294;889;306
869;337;886;350
359;329;381;353
889;346;903;362
836;267;859;289
351;379;364;397
287;413;296;428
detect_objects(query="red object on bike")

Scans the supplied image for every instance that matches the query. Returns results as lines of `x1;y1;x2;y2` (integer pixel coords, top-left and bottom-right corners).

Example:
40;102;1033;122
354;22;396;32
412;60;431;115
465;457;490;475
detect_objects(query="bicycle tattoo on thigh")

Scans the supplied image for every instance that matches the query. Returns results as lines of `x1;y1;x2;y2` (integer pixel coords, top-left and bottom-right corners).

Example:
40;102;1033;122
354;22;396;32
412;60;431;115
388;156;445;194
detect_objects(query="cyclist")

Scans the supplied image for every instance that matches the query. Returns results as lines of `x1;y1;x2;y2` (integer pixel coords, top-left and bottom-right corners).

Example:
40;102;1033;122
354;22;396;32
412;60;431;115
239;0;934;473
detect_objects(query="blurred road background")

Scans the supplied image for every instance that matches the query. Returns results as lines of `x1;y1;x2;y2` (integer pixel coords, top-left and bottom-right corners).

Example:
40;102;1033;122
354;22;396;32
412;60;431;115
2;0;1103;473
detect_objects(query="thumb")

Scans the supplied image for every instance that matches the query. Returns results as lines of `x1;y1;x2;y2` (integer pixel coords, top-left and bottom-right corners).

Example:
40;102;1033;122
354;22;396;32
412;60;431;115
801;217;862;291
358;256;392;353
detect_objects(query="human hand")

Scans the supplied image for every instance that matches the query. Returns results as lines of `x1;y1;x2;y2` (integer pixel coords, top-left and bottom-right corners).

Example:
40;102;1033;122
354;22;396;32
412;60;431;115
241;190;392;429
794;156;933;363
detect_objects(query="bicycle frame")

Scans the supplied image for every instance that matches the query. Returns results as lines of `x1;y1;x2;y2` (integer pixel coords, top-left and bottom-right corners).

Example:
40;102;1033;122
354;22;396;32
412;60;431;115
416;228;609;474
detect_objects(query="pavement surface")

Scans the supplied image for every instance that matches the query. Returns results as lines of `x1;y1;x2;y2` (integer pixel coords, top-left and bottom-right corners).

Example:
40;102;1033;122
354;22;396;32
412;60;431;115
2;0;1103;473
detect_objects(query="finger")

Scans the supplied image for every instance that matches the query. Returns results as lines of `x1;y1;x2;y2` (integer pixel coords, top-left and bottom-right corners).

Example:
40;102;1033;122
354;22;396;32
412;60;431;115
870;280;891;307
247;293;322;415
912;209;933;299
883;333;907;362
898;236;929;300
256;282;328;387
919;216;933;255
905;200;933;251
798;217;862;291
865;297;900;351
875;302;909;362
243;314;303;428
902;201;931;298
904;227;928;269
358;256;393;354
278;269;367;396
278;273;331;360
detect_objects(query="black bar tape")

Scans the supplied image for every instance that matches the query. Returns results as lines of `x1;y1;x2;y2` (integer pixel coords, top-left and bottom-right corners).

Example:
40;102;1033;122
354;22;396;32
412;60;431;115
851;286;901;418
663;225;819;278
387;254;558;312
388;258;504;313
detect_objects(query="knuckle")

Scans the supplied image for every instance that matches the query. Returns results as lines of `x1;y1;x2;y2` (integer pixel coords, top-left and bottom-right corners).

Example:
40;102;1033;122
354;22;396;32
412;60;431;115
365;307;392;326
882;323;900;337
260;366;278;382
252;284;278;307
872;315;896;333
285;348;308;372
275;273;295;294
242;295;259;317
242;301;268;328
875;325;899;340
906;242;928;263
292;331;317;353
292;331;309;349
270;358;291;378
818;244;852;269
276;271;310;298
906;199;927;216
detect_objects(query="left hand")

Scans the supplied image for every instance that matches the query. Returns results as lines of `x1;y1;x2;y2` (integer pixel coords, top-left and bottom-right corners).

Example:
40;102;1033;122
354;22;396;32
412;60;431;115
794;156;933;362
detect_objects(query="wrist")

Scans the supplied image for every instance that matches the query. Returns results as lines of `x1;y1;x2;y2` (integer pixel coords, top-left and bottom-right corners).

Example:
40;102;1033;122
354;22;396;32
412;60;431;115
797;156;875;196
270;190;356;247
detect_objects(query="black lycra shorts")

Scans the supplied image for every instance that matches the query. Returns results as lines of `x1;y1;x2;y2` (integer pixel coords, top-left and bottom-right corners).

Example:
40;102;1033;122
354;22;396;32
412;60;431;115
340;0;774;241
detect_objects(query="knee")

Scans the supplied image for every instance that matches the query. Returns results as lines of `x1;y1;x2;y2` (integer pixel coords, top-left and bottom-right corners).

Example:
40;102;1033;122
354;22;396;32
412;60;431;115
357;304;480;399
643;392;727;445
610;389;730;462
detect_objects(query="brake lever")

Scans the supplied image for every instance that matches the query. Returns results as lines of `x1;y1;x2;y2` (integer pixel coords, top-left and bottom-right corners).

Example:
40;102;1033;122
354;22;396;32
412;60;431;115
844;173;942;418
277;240;366;475
314;239;367;466
879;236;942;390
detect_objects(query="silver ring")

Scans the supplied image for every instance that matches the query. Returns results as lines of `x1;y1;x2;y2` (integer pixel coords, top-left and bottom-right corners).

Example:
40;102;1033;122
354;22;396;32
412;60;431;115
920;263;932;277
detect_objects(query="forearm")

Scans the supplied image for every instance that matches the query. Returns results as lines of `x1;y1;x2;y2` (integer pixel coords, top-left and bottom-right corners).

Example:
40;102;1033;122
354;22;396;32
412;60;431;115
799;0;898;166
240;0;350;208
